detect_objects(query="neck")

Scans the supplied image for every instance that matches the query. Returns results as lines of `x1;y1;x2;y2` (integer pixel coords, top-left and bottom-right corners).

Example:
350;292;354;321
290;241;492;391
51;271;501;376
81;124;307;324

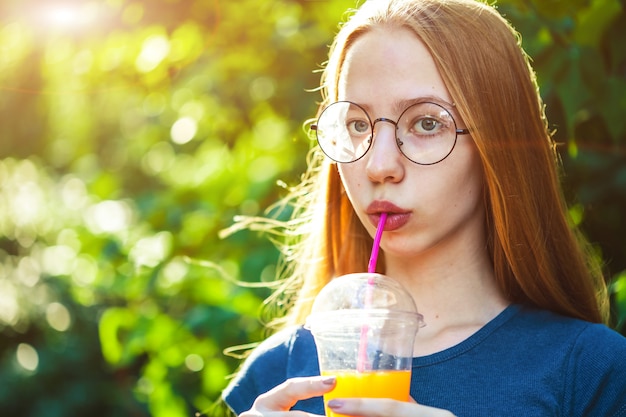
384;238;509;356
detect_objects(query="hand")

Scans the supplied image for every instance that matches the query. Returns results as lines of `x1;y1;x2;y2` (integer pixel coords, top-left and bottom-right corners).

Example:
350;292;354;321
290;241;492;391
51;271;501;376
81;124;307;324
239;376;336;417
326;397;457;417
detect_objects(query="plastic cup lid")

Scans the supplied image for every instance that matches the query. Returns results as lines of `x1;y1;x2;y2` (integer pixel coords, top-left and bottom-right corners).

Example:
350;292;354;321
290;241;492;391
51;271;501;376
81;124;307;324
305;273;425;331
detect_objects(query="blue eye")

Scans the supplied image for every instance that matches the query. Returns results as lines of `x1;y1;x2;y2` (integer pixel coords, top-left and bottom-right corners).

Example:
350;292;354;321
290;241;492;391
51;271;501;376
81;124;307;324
419;118;438;131
348;119;370;135
412;117;443;134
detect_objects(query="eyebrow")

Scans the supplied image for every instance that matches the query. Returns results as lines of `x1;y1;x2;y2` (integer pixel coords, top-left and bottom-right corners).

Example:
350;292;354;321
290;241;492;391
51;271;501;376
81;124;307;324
394;96;457;114
356;95;456;115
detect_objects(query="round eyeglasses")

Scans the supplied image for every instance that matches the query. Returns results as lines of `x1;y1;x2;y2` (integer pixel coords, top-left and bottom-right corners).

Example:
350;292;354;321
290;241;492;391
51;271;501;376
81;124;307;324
311;101;470;165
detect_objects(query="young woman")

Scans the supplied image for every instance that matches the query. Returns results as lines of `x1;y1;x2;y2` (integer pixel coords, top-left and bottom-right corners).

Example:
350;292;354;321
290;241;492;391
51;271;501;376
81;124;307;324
222;0;626;416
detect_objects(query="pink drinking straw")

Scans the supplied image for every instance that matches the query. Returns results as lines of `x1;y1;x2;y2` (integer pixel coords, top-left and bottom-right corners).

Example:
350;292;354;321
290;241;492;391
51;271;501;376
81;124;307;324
368;213;388;275
357;212;387;372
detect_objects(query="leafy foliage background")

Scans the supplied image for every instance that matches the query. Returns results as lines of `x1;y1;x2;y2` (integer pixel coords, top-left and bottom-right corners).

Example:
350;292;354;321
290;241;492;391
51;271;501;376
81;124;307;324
0;0;624;416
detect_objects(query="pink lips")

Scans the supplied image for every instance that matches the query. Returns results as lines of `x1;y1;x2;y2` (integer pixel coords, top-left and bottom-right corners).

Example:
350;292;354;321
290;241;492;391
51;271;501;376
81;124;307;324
366;201;411;231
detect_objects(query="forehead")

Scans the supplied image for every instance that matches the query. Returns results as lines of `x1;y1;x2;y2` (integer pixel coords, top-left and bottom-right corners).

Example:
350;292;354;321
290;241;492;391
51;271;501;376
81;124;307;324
337;26;453;110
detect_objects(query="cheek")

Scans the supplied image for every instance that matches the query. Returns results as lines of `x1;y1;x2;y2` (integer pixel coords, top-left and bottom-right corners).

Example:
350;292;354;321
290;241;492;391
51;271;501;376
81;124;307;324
337;165;361;191
454;149;485;207
432;143;484;204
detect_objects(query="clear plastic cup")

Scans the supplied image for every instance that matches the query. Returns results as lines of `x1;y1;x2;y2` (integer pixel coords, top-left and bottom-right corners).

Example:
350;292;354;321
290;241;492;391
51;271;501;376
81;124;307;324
305;273;425;417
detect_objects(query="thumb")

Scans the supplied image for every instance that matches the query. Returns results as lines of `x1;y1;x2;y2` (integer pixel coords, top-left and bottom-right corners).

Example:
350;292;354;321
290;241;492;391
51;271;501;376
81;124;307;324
253;376;336;412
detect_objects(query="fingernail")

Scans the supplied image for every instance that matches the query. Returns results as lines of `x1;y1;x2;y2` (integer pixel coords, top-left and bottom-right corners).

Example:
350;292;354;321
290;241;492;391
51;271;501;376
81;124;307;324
327;399;344;409
322;376;336;385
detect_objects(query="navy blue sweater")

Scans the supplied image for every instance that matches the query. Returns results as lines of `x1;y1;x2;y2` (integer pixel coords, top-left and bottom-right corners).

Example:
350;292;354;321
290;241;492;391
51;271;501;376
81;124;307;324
223;305;626;416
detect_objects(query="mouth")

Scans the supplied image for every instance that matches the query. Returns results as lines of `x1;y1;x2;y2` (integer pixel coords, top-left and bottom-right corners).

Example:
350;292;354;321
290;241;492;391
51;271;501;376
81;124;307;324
366;201;411;231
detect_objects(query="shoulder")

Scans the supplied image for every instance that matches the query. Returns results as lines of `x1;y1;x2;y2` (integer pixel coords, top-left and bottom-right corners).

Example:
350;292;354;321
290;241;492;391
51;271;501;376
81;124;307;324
565;321;626;417
237;326;304;367
222;326;319;415
504;305;621;343
512;305;626;416
572;319;626;352
508;305;626;357
248;325;317;364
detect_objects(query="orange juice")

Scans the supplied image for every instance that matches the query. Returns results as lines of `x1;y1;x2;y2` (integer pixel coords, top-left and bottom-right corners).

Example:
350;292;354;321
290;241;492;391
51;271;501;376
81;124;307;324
321;370;411;417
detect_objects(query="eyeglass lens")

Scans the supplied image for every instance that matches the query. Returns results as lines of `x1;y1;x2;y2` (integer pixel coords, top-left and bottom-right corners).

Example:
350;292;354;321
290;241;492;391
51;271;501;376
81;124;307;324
314;101;459;165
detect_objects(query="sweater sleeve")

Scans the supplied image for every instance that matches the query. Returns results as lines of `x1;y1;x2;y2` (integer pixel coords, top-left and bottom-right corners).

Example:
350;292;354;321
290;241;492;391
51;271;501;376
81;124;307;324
564;323;626;417
222;328;293;415
221;326;323;415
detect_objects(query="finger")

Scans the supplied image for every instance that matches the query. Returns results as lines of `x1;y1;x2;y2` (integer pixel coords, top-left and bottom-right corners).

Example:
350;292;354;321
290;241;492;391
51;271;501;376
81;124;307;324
240;410;318;417
326;398;456;417
253;376;336;412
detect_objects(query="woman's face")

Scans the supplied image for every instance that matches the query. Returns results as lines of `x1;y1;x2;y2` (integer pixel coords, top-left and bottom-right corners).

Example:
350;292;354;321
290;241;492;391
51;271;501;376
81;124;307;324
336;27;486;264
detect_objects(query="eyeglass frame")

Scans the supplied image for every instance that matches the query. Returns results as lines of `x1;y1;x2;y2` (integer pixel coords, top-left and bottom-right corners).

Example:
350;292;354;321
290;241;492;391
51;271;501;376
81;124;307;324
310;100;471;165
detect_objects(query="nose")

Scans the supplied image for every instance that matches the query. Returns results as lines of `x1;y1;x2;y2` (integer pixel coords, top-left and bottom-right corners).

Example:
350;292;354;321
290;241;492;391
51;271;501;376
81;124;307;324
365;120;405;184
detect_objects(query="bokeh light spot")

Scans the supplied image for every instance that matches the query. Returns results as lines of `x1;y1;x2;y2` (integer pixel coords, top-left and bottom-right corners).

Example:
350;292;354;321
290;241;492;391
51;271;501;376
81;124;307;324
142;141;175;175
170;117;198;145
185;353;204;372
136;35;170;73
249;77;276;101
0;280;19;326
16;343;39;372
45;6;81;27
130;231;173;268
60;177;89;210
42;245;77;276
276;15;299;38
159;258;189;289
85;200;132;234
46;302;72;332
71;255;98;287
16;256;41;288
